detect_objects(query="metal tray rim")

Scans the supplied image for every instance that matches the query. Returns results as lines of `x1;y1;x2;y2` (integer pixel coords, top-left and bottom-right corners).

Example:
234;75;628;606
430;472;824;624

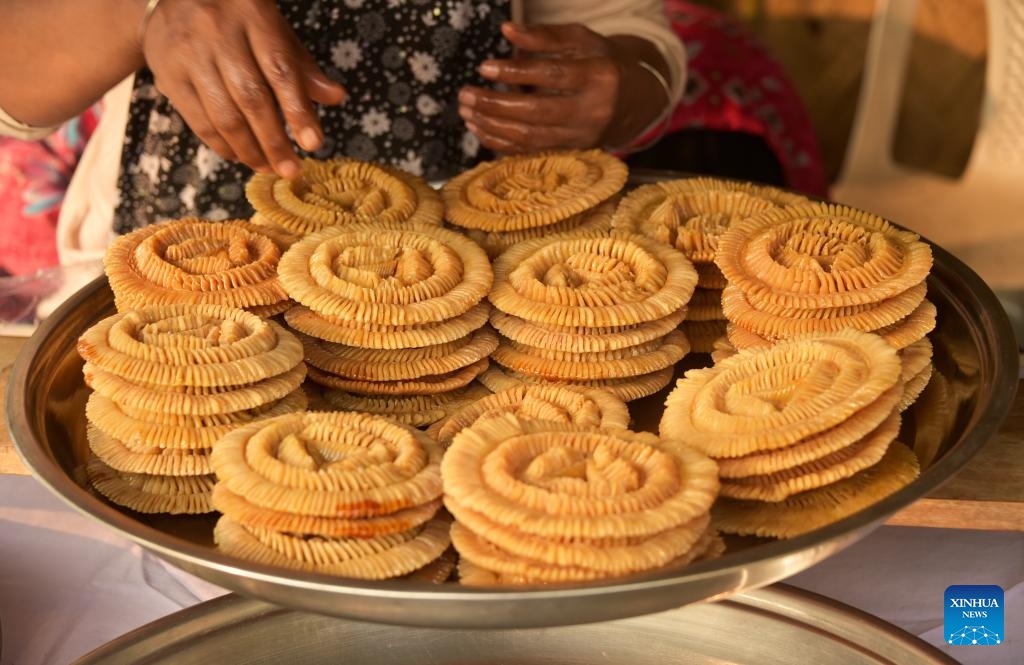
8;224;1018;628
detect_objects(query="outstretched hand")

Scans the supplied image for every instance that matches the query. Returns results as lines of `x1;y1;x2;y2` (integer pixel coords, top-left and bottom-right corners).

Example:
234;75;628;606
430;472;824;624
459;23;669;154
142;0;346;178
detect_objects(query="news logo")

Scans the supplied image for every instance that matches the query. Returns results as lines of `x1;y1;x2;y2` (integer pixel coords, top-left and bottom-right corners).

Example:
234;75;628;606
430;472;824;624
944;585;1004;646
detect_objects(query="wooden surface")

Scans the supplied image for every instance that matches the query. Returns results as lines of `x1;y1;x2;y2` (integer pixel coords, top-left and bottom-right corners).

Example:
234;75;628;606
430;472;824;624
0;337;27;475
1;334;1021;531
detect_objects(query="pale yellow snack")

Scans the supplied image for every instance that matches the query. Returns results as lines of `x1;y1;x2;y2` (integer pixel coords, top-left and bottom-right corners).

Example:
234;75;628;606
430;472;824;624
490;329;689;381
719;411;900;501
86;457;215;514
442;415;719;540
105;218;289;312
246;158;443;237
321;383;492;428
712;442;920;538
478;365;675;402
490;307;687;353
87;424;212;477
715;203;933;308
443;149;627;232
278;224;492;326
210;411;442;517
214;512;452;579
78;305;304;388
284;301;491;350
431;384;630;449
298;327;497;381
660;329;902;458
490;234;697;328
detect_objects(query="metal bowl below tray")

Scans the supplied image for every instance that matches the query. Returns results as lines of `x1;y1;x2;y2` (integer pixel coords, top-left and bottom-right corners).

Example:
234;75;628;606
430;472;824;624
75;585;958;665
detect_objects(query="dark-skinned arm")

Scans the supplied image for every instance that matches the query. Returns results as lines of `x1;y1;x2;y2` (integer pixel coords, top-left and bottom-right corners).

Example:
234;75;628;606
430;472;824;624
0;0;346;177
0;0;147;130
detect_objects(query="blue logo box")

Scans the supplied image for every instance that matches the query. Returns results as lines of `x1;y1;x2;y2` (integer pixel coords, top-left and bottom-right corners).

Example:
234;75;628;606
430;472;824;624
944;585;1004;646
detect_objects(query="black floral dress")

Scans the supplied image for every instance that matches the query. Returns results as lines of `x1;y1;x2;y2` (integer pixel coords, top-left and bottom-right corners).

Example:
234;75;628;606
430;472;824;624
114;0;511;233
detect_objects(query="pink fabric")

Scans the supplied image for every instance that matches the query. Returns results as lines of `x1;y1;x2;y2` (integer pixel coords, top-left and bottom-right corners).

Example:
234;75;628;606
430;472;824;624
663;1;829;197
0;108;99;275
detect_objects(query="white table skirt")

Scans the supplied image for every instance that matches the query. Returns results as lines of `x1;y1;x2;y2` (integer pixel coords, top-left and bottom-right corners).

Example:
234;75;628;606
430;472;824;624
1;475;1020;665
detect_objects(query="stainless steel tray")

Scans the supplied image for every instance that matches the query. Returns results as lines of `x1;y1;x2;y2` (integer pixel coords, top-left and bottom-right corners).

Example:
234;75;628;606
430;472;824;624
74;585;958;664
8;226;1018;629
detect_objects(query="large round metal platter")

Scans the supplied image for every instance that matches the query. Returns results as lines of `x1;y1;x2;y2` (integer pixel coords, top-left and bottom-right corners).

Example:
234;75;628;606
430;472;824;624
8;198;1017;628
75;585;958;665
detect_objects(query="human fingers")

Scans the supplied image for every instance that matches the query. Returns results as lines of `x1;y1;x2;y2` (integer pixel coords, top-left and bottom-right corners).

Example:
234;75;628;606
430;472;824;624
465;109;588;152
499;22;608;58
246;18;334;152
153;76;239;163
463;120;519;154
478;56;596;92
285;30;347;107
215;29;301;178
458;86;577;125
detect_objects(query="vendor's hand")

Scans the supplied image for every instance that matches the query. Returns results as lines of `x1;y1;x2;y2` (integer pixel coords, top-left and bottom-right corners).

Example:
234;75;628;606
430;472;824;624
142;0;347;178
458;23;668;154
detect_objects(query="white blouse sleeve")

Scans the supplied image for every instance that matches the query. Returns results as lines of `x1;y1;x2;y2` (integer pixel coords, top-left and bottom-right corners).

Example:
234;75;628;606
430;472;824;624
0;103;60;140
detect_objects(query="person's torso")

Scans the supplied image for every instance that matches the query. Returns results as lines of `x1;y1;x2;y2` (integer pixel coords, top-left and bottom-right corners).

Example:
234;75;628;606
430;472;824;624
115;0;512;232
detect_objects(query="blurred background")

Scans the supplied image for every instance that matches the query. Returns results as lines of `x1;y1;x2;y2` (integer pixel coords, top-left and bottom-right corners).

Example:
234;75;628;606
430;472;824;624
702;0;986;182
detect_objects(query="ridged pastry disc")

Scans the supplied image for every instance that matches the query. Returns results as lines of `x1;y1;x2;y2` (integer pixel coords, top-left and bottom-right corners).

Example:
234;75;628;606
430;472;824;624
490;308;686;353
78;305;304;388
431;384;630;449
298;327;497;381
442;415;719;540
715;203;933;308
278;224;492;326
86;457;215;514
245;158;443;237
490;329;689;381
307;358;488;396
211;411;443;518
105;218;289;312
875;299;937;349
725;300;937;351
214;512;452;579
88;424;213;476
456;525;723;586
898;362;933;413
478;365;675;403
284;301;491;350
490;234;697;327
716;384;902;479
721;281;927;338
321;383;492;428
443;149;627;232
712;442;920;538
87;389;307;451
450;514;710;581
465;200;616;259
212;484;441;537
683;319;728;354
660;329;902;457
718;411;900;501
611;180;779;263
83;363;306;416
